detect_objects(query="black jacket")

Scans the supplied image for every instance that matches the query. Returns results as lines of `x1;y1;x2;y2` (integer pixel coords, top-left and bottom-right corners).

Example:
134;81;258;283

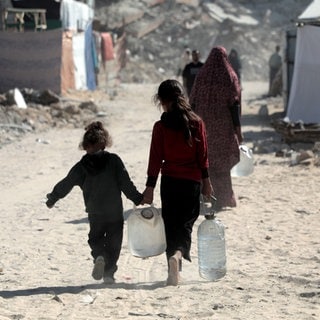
46;151;143;221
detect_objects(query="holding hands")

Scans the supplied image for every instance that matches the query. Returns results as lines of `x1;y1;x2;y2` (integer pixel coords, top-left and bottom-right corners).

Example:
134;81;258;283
142;186;154;205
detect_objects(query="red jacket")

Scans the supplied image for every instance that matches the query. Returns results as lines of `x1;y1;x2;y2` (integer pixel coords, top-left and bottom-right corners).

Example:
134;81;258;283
146;118;209;187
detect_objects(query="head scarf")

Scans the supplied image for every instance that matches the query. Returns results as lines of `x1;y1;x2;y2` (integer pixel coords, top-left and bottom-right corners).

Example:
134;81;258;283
189;46;240;111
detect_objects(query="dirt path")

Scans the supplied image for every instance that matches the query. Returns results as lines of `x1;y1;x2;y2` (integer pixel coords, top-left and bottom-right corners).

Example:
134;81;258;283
0;82;319;320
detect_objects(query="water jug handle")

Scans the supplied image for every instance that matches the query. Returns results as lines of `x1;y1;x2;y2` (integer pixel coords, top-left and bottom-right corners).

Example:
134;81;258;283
208;195;218;212
133;203;155;210
201;195;218;215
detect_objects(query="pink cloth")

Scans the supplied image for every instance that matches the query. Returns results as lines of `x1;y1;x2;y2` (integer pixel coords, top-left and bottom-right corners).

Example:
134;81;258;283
189;46;241;208
101;32;115;61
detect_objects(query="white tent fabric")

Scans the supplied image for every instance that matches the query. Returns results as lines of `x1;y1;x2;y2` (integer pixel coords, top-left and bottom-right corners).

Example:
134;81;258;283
298;0;320;22
285;25;320;124
72;32;87;90
60;0;94;31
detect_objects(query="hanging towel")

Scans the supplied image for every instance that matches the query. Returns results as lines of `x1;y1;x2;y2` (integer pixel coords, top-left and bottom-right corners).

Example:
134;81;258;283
72;32;87;90
61;31;75;93
101;32;115;61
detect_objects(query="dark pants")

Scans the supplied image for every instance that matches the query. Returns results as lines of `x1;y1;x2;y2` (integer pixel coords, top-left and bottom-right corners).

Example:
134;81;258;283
88;214;123;273
160;176;200;262
269;67;279;93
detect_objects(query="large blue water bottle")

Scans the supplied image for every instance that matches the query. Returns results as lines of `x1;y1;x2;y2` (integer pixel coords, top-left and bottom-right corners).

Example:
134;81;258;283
197;196;226;281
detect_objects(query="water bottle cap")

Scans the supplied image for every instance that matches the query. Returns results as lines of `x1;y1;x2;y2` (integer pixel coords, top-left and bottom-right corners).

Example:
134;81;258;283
141;207;155;219
205;213;215;220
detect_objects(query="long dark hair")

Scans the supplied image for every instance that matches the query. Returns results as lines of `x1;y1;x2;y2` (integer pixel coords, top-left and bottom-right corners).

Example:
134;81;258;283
154;79;200;146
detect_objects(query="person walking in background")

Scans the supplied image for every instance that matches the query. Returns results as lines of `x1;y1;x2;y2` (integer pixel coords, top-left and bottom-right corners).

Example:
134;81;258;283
268;45;282;96
45;121;146;284
143;79;213;286
189;46;242;211
182;49;204;97
228;48;242;85
176;47;191;78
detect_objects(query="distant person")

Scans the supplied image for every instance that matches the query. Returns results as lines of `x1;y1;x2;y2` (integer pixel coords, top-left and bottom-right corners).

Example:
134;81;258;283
143;79;213;286
176;47;191;78
45;121;146;284
268;45;282;95
189;46;243;211
228;48;242;84
182;49;204;97
269;68;283;97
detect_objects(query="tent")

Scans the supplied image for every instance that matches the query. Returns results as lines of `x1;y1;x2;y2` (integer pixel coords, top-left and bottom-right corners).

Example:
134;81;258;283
0;0;99;94
285;0;320;124
297;0;320;23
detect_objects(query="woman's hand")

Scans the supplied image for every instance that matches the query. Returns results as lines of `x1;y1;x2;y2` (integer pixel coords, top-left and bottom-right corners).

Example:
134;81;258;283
201;177;213;198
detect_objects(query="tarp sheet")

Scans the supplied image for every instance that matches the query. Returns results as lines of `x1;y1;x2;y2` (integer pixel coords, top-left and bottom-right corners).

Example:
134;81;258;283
0;29;62;93
298;0;320;22
286;25;320;124
72;32;87;90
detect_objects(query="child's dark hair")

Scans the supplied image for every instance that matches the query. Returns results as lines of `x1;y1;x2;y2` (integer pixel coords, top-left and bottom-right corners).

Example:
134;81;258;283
80;121;112;150
154;79;200;146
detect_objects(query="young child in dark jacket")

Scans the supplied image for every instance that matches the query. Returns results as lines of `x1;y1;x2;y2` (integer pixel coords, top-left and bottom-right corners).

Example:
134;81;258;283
46;121;146;284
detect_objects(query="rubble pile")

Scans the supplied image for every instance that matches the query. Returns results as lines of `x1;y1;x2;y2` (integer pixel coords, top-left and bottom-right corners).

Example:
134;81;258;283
95;0;310;83
0;89;106;146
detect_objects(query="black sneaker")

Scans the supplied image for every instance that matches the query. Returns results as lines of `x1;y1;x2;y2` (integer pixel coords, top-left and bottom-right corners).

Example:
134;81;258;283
103;266;117;284
92;256;105;280
103;275;115;284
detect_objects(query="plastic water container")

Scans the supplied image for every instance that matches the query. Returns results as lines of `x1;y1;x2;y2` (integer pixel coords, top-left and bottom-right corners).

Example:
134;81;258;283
231;144;254;177
127;206;166;258
197;214;226;281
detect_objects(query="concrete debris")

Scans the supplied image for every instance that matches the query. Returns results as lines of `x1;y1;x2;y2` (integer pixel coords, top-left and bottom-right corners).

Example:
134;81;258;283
204;3;259;25
290;150;314;166
128;16;166;38
0;89;104;147
95;0;309;83
38;90;60;105
176;0;199;7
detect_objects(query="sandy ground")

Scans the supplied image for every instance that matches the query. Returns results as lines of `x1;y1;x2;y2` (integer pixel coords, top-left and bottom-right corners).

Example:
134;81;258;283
0;82;319;320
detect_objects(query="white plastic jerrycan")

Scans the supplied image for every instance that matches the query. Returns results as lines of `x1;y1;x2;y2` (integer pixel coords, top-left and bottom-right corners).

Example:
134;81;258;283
127;205;166;258
231;144;254;177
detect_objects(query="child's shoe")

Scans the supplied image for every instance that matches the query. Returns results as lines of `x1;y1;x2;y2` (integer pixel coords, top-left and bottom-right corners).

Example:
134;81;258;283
103;266;117;284
103;275;115;284
92;256;105;280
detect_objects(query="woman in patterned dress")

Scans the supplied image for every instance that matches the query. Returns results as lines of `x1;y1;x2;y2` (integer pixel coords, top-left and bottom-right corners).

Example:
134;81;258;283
189;46;243;210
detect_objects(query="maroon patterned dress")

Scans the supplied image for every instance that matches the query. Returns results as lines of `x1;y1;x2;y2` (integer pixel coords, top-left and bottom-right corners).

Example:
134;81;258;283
189;46;241;208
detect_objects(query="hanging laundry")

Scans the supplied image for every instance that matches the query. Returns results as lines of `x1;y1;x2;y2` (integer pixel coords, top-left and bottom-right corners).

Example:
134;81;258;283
101;32;115;62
